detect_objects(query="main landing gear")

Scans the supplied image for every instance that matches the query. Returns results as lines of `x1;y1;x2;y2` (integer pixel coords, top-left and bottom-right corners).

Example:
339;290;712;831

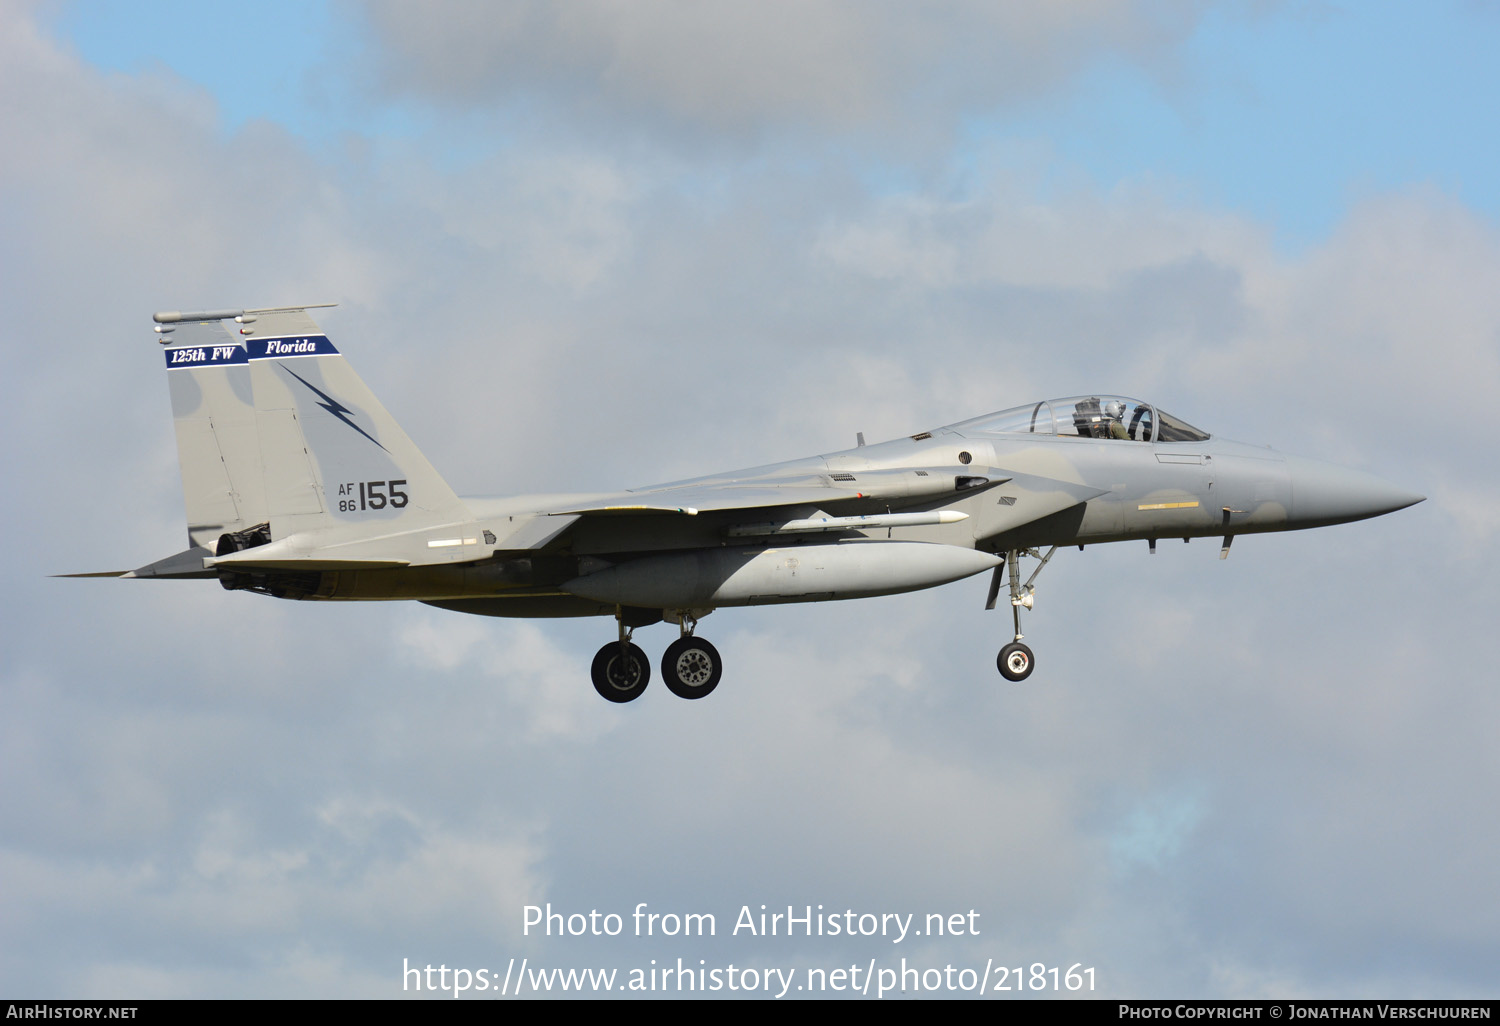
590;609;722;703
661;620;722;700
985;546;1058;682
590;621;651;704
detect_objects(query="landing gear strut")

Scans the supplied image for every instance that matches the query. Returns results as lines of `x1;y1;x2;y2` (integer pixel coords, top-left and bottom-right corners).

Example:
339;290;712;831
591;615;650;703
986;546;1057;682
591;609;723;702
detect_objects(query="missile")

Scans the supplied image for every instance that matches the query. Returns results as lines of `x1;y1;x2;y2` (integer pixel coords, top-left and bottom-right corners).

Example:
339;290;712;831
725;509;969;537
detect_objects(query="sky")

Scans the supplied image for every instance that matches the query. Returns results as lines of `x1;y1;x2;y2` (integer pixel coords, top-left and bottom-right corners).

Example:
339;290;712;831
2;0;1497;1000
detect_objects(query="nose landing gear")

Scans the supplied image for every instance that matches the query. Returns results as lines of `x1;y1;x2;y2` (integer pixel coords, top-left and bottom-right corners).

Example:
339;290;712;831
986;546;1057;682
998;641;1034;682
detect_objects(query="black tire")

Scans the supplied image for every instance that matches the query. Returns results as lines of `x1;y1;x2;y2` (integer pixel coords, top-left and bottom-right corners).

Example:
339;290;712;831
997;642;1035;682
591;642;651;702
660;637;723;699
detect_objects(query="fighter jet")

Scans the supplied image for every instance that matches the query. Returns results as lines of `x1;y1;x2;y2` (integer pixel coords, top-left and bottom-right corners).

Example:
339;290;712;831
72;305;1424;702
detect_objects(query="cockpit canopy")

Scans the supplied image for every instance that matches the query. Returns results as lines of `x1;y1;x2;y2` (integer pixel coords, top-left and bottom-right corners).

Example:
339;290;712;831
952;396;1210;442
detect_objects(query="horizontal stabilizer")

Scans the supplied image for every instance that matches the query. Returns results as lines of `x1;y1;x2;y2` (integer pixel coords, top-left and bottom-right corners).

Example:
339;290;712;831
57;545;220;580
207;556;412;571
124;546;218;579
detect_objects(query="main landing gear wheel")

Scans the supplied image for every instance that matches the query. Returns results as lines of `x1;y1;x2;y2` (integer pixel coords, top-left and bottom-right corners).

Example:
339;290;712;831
997;642;1035;682
591;642;651;703
661;637;723;699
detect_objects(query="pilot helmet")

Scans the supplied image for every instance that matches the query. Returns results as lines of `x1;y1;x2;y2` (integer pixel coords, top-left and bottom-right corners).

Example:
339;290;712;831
1104;400;1126;419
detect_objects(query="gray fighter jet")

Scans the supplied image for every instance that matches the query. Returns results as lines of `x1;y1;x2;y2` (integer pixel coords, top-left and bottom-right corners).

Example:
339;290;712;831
73;305;1424;702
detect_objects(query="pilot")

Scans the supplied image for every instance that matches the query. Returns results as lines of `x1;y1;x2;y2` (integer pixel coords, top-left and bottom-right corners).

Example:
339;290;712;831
1103;400;1131;440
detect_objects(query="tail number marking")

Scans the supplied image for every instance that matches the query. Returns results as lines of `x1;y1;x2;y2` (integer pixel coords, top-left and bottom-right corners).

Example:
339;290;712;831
337;480;408;513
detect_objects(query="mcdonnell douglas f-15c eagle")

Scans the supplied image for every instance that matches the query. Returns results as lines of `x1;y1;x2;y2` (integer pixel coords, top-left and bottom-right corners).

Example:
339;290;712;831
73;305;1424;702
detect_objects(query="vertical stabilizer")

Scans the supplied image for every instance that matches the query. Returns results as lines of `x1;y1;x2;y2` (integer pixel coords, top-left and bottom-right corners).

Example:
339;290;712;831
155;306;467;551
159;316;267;549
240;308;468;538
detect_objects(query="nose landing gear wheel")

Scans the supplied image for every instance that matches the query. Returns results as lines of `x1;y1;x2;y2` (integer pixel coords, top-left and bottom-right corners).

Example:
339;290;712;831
592;642;651;702
661;637;723;699
997;641;1035;682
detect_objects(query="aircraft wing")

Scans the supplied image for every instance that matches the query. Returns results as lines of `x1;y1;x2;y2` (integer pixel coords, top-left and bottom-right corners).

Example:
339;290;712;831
530;464;1105;552
549;465;1008;518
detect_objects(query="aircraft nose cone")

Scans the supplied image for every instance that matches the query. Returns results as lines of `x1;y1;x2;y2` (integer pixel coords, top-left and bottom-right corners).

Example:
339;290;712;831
1285;455;1425;527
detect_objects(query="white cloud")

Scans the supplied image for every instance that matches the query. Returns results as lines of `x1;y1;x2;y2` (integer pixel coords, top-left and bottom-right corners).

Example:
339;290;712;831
395;613;614;743
352;0;1210;137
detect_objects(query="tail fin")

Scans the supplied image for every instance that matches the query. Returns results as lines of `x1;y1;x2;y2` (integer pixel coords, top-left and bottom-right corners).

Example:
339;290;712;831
157;311;268;549
156;306;466;549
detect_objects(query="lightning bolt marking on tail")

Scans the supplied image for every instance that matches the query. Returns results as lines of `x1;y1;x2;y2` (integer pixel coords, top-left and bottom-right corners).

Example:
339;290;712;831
279;364;389;452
